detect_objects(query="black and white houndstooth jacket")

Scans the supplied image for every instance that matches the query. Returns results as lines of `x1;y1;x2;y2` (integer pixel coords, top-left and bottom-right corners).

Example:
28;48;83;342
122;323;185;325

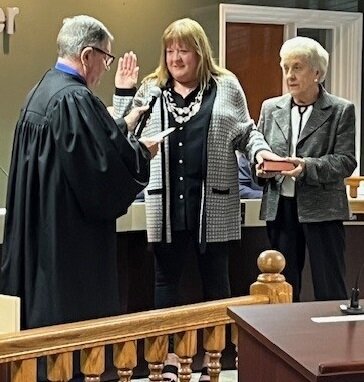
113;74;270;244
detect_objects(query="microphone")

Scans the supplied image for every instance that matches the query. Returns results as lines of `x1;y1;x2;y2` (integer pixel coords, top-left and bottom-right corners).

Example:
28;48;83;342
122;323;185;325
340;262;364;314
135;86;162;138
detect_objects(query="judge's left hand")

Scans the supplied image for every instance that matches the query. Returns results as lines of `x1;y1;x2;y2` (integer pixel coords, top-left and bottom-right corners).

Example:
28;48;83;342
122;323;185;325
115;51;139;89
139;137;161;159
124;105;149;131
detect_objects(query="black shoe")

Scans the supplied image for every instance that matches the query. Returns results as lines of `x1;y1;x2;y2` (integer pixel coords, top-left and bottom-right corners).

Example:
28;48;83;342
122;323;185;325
162;364;178;382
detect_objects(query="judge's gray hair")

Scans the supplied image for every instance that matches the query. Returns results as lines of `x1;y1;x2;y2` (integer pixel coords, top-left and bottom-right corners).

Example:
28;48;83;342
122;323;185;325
280;36;329;83
57;15;114;58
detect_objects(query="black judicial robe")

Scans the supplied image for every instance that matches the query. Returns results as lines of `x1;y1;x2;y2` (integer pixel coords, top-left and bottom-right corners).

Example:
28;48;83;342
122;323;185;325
0;69;150;329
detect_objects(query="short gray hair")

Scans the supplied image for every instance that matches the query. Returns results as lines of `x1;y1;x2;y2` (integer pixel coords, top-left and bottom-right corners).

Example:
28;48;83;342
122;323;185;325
280;36;329;83
57;15;114;58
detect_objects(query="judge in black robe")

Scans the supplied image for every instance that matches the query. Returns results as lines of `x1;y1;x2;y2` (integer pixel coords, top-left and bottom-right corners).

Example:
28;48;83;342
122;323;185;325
0;15;154;331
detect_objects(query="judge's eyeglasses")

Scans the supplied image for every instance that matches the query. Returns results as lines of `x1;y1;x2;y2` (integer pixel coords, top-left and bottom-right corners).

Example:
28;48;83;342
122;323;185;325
85;46;115;70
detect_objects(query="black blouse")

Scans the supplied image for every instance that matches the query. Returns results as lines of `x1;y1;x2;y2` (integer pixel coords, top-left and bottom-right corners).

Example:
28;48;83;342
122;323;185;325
167;80;217;231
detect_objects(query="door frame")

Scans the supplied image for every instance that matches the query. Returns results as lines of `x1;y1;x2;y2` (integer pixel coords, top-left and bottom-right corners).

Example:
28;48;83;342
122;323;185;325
219;4;363;171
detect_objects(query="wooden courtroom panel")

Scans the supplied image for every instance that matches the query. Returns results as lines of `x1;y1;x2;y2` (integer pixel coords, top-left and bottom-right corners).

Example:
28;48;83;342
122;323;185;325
0;294;20;333
226;22;283;122
229;301;364;382
238;328;310;382
0;294;20;382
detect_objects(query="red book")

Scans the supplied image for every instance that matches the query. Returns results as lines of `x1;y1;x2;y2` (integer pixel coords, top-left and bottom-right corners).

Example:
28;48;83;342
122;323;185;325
262;160;295;172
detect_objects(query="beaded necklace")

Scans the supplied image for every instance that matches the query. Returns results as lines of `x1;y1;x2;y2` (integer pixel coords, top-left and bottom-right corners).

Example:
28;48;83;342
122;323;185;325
163;87;204;124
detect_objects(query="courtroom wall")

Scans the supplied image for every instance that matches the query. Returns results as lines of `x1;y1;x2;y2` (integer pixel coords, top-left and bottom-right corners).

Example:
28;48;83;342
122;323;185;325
0;0;358;206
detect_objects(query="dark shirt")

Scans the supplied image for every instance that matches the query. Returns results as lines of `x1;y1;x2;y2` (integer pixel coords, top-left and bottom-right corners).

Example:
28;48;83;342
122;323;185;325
168;80;217;231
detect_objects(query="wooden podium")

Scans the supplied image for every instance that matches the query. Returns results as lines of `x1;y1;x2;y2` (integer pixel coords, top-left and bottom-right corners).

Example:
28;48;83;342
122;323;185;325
228;301;364;382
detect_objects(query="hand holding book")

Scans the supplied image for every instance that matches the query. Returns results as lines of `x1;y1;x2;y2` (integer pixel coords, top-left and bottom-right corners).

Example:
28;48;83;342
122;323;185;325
255;150;293;178
258;157;305;178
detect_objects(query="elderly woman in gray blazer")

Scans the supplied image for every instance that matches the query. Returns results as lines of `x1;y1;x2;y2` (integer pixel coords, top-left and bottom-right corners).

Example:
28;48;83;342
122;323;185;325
257;36;356;302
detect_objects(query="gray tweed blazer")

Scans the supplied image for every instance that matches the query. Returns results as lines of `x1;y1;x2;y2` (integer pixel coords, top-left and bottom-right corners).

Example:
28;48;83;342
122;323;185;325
258;87;357;222
113;75;270;243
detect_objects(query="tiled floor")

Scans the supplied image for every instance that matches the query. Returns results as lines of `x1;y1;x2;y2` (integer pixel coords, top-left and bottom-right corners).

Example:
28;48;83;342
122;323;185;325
132;370;237;382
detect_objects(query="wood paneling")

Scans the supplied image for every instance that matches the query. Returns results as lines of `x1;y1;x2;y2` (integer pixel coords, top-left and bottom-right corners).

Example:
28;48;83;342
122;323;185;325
230;301;364;381
226;23;283;122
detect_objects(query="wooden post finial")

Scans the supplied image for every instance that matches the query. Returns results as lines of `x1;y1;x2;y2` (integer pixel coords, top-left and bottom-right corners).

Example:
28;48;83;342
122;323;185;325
250;250;293;303
257;249;286;281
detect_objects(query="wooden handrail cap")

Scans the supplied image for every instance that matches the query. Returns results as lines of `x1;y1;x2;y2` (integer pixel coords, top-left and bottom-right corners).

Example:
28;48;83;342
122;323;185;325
257;250;286;274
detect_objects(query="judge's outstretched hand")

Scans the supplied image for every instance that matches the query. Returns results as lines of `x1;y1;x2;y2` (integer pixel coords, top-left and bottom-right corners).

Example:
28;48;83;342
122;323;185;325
124;105;149;131
139;137;161;159
115;51;139;89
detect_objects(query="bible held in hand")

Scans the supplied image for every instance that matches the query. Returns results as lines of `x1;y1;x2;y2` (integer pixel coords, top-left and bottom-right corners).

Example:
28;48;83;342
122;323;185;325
262;160;295;172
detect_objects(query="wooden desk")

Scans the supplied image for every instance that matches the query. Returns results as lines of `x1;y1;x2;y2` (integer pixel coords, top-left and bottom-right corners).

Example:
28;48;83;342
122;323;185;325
228;301;364;382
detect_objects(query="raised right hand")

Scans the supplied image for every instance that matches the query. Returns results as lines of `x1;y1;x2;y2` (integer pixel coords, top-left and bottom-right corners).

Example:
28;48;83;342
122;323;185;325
115;51;139;89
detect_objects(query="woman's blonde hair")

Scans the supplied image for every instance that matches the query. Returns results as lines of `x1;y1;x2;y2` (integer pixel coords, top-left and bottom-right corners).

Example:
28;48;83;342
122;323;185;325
143;18;230;89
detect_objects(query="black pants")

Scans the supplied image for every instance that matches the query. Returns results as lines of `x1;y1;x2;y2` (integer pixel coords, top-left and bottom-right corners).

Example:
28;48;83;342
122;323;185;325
153;230;233;309
267;196;347;302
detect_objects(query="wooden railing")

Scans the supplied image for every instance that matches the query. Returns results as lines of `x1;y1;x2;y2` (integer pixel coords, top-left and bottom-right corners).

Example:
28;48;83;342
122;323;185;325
0;250;292;382
345;176;364;214
345;176;364;198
